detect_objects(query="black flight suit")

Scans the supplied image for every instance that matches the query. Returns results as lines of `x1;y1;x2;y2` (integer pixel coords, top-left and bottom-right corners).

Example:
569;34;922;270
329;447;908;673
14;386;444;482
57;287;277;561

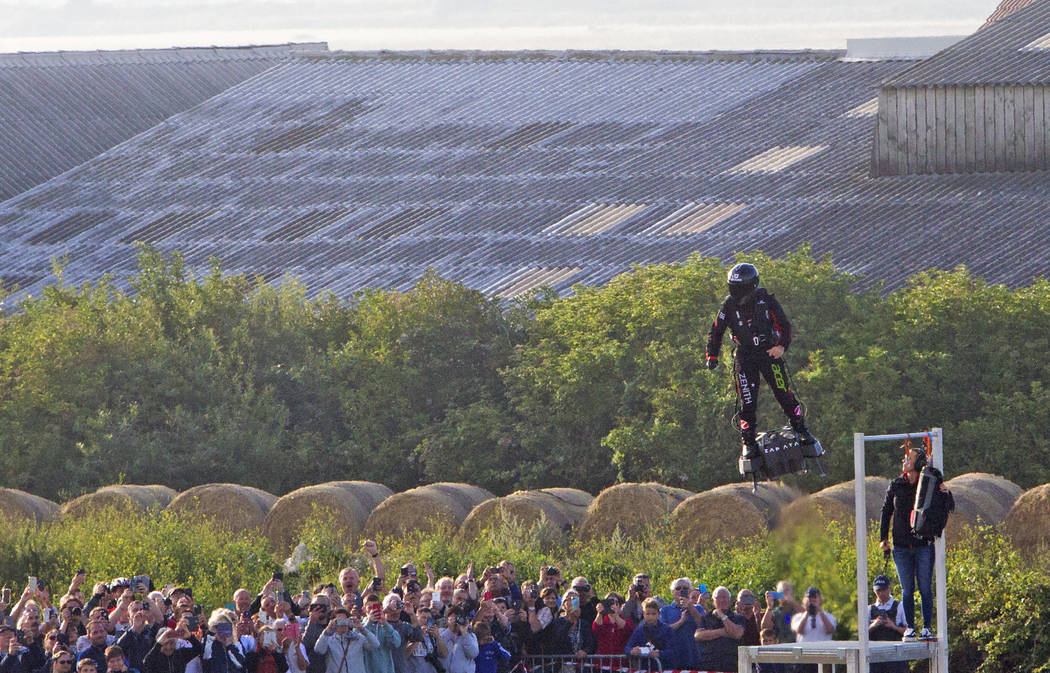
705;287;807;451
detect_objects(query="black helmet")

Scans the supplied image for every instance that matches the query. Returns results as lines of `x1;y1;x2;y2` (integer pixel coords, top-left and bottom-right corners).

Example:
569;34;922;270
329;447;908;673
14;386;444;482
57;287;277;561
727;263;759;302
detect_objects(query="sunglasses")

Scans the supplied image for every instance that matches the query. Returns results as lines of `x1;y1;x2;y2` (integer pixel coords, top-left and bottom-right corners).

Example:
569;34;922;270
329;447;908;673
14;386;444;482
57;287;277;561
308;605;326;611
57;661;75;665
573;585;591;592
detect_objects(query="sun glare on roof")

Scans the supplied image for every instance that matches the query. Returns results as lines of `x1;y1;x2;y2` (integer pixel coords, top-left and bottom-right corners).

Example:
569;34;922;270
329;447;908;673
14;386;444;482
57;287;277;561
489;266;583;298
543;203;650;235
1022;32;1050;50
638;202;748;236
726;145;829;174
842;98;879;118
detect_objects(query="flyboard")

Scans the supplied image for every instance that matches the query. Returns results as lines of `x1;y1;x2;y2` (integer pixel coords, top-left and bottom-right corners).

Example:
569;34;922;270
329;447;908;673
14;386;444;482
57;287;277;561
739;427;826;491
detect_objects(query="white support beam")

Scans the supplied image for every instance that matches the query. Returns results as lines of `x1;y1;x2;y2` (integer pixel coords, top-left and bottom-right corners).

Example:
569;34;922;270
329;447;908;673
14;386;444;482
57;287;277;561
854;432;869;668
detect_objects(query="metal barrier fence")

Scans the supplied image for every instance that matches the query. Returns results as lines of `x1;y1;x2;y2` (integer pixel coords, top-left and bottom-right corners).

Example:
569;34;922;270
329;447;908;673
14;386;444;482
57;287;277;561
519;653;664;673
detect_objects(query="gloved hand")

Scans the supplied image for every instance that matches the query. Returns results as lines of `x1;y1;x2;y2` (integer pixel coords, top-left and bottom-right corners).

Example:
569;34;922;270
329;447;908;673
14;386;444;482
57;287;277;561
706;358;719;371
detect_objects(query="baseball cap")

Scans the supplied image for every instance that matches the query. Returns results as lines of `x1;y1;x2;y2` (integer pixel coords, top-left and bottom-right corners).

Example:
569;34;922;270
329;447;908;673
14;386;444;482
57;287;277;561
805;586;820;598
873;575;891;590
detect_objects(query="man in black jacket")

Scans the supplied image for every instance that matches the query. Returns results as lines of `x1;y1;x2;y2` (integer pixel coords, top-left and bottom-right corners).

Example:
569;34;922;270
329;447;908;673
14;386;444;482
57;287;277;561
706;263;815;458
143;629;202;673
879;447;954;640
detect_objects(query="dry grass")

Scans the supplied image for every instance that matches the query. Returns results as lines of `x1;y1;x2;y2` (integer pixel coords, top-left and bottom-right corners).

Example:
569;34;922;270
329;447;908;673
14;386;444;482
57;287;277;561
459;488;593;540
0;487;59;524
364;482;494;540
777;477;889;532
61;484;177;519
262;481;393;552
167;483;277;532
1001;483;1050;552
576;482;694;541
671;482;802;551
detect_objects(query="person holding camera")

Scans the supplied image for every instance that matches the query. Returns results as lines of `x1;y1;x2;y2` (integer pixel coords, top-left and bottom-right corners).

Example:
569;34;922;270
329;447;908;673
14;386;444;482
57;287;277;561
143;627;203;673
115;600;160;672
621;575;660;626
592;593;632;657
536;569;561;610
759;581;799;644
438;607;477;673
312;607;378;673
543;590;595;660
657;579;701;670
1;622;43;673
407;606;447;673
361;599;400;673
566;579;596;629
693;587;744;673
790;587;835;644
867;575;907;673
705;262;816;459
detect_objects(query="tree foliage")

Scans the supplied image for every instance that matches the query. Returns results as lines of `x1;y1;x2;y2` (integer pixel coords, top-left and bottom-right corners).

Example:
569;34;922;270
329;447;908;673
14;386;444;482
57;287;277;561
1;246;1048;499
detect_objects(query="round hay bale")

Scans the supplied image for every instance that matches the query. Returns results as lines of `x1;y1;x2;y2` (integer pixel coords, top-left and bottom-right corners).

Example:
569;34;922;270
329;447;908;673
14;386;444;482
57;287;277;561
459;488;593;540
167;483;277;532
365;482;495;540
1002;484;1050;551
537;487;594;510
945;473;1022;523
940;482;1001;542
777;477;889;532
576;482;694;541
61;484;177;519
263;481;393;552
671;482;802;550
0;488;59;524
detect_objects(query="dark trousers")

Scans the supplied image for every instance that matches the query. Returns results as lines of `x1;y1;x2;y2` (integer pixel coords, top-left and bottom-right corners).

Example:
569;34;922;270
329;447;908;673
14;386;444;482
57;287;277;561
893;544;935;629
734;354;803;443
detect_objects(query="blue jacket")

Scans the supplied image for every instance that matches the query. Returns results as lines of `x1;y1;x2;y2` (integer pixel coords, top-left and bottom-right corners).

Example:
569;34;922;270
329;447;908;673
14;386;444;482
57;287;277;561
624;621;676;667
361;621;401;673
474;641;511;673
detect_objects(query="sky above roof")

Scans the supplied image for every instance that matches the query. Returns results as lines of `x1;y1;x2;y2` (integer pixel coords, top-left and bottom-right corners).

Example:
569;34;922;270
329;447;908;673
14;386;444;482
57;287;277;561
2;0;998;52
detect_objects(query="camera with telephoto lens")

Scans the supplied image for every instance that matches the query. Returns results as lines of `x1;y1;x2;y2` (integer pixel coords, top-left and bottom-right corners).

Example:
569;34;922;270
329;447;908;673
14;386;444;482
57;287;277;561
807;603;817;616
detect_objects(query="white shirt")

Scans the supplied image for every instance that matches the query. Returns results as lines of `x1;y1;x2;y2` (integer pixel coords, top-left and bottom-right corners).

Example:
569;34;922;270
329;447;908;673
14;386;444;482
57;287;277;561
791;609;837;642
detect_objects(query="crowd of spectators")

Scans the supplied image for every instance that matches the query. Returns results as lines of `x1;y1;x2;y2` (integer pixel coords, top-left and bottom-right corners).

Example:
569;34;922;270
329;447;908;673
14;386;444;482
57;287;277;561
0;541;846;673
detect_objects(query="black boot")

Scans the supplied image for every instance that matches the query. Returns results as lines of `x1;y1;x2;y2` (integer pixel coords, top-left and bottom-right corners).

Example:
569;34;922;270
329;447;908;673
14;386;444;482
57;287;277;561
741;435;761;460
793;420;816;446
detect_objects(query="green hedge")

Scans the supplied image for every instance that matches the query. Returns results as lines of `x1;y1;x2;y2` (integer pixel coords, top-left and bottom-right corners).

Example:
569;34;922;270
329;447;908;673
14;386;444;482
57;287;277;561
1;509;1048;672
3;246;1049;501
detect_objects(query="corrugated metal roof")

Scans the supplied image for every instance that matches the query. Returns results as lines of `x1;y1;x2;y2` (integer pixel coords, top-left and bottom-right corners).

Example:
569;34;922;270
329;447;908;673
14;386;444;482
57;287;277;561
0;51;1048;305
0;43;328;202
982;0;1041;28
885;0;1050;86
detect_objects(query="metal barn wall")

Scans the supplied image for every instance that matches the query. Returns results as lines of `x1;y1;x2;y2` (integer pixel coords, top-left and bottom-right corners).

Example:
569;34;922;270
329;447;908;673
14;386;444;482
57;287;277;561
874;84;1050;175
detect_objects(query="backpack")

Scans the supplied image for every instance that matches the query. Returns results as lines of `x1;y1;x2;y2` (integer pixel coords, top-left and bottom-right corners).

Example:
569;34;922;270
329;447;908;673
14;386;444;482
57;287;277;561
910;466;949;540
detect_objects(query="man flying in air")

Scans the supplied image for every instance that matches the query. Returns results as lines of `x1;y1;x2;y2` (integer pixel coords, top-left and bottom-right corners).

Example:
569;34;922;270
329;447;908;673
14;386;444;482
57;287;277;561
705;263;816;460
